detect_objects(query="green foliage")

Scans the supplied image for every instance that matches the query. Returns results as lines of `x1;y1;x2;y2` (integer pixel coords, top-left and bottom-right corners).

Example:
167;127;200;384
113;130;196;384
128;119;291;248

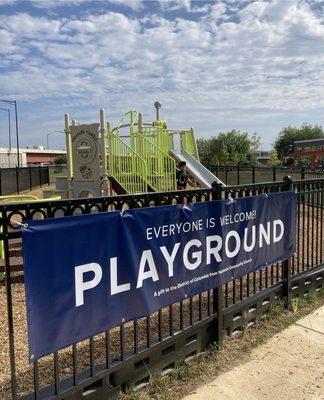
305;290;318;304
291;291;318;313
197;130;260;167
54;155;67;165
268;151;280;167
0;272;5;282
291;297;299;313
269;300;286;316
274;124;324;161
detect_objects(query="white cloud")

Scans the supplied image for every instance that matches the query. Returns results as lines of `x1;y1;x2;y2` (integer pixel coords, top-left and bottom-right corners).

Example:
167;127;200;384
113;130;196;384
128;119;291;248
0;13;62;39
0;29;18;54
0;0;144;9
0;0;14;5
1;0;324;149
157;0;191;12
26;0;85;9
106;0;144;10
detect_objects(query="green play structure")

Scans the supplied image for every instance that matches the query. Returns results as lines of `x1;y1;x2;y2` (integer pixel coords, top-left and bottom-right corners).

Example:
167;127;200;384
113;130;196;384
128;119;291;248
108;109;198;193
45;102;223;199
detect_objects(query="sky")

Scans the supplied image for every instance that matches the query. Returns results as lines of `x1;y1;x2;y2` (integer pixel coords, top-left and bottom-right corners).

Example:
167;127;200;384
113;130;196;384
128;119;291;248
0;0;323;151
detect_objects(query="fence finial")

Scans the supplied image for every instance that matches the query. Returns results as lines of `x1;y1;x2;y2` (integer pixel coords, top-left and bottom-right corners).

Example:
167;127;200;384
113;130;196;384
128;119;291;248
283;175;293;191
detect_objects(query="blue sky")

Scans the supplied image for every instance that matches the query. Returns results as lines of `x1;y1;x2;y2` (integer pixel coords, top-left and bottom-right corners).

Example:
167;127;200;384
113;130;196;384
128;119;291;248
0;0;323;150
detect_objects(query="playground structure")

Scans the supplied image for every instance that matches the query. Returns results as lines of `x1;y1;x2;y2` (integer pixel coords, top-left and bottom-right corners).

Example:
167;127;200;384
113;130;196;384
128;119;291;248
46;102;223;199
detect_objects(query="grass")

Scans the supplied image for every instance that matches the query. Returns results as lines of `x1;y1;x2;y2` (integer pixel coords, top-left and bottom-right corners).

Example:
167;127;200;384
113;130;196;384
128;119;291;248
120;288;324;400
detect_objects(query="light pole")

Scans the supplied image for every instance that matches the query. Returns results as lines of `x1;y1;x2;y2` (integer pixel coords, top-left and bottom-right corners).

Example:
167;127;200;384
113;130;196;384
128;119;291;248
0;107;11;150
154;101;161;120
46;130;64;149
0;99;20;167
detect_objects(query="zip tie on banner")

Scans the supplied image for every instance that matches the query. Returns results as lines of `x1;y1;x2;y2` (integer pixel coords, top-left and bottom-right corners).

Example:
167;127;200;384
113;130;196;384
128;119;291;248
12;219;29;229
226;193;234;204
182;203;192;211
120;209;127;217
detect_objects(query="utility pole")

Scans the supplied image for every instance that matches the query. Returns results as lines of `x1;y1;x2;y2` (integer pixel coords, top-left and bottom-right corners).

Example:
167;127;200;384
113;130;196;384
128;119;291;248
1;99;20;167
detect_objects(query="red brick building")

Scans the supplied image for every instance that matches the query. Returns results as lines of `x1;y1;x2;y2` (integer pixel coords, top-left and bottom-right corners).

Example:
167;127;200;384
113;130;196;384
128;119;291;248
0;146;66;167
291;138;324;168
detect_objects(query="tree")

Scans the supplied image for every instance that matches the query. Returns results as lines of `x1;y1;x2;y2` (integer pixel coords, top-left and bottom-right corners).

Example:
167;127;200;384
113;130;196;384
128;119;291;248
274;124;324;161
54;154;67;165
268;151;280;166
197;130;260;166
196;138;213;166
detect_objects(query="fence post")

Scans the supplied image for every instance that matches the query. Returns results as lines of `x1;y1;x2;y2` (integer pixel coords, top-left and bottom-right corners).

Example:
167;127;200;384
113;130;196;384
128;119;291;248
301;166;305;180
252;166;255;183
282;175;293;309
15;166;19;194
237;164;240;185
273;166;276;182
0;168;2;196
39;165;42;187
212;181;224;348
29;166;32;191
46;166;50;186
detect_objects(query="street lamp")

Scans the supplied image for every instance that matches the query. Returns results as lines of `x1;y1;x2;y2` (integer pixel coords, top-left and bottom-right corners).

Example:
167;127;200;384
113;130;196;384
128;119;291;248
0;99;19;167
154;101;161;120
46;130;64;149
0;107;11;150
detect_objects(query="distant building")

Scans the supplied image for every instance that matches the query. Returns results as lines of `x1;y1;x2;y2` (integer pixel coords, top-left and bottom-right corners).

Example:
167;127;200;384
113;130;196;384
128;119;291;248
291;138;324;168
257;151;270;166
0;146;66;168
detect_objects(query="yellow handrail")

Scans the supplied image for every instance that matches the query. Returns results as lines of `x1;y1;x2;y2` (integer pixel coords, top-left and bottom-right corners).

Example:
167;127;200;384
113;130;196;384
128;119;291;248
0;195;39;202
133;133;176;192
107;132;147;194
142;125;172;154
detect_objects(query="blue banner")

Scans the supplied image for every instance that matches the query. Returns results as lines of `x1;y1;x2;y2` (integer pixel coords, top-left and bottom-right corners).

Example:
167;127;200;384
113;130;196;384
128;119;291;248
22;191;296;361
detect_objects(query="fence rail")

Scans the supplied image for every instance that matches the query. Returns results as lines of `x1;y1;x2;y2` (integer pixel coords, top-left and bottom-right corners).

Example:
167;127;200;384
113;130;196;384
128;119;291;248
0;177;323;400
0;166;50;196
208;165;324;185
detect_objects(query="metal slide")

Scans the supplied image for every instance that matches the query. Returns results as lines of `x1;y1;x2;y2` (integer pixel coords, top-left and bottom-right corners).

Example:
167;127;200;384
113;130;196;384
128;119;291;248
172;150;225;188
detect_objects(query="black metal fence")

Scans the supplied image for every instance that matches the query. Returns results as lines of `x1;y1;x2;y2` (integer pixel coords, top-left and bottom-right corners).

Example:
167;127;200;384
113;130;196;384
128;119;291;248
48;165;67;184
1;177;323;400
0;166;50;196
209;165;324;185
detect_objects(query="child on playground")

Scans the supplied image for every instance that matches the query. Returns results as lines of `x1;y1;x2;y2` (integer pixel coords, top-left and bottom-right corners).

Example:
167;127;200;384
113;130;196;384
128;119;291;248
176;161;192;190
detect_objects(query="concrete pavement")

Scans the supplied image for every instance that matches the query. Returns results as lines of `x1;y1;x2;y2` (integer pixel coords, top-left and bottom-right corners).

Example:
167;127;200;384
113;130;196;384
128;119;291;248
183;306;324;400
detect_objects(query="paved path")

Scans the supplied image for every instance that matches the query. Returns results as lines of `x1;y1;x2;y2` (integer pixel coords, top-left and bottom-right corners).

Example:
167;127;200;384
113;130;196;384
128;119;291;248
183;306;324;400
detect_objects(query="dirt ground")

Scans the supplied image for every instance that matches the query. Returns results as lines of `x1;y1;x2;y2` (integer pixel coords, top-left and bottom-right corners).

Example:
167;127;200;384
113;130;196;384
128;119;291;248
22;184;55;198
183;306;324;400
